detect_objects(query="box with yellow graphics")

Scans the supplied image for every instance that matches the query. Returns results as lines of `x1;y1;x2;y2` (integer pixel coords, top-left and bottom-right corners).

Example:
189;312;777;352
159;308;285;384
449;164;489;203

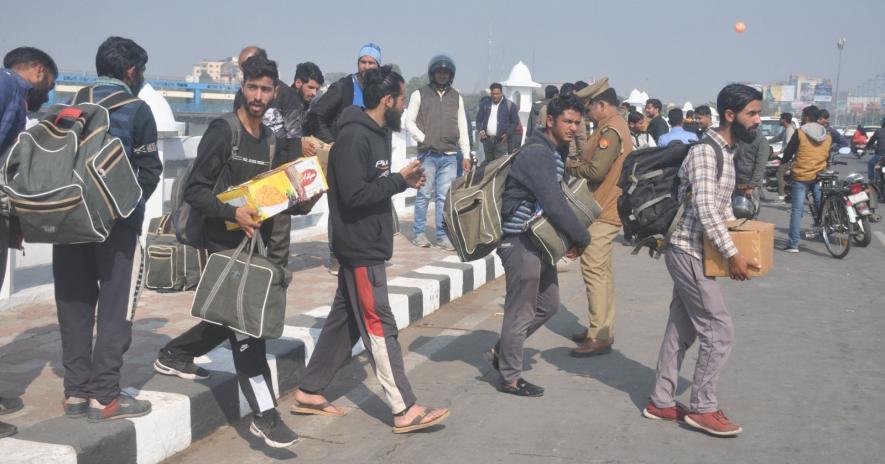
217;156;329;230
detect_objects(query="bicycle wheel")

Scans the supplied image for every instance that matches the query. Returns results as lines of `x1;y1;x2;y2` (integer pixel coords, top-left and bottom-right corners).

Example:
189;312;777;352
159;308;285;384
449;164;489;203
820;196;852;259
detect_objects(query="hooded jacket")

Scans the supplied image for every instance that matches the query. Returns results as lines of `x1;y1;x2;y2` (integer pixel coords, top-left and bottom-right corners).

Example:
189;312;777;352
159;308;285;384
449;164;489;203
327;105;408;266
783;122;831;182
304;74;356;143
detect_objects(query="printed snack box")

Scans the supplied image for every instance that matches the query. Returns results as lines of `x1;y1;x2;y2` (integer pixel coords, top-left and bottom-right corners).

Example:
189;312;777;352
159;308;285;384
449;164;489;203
217;157;329;230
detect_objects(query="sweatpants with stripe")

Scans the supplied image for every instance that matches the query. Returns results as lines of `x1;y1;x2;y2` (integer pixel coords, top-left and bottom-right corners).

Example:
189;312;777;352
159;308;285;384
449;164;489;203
299;262;416;414
54;224;141;404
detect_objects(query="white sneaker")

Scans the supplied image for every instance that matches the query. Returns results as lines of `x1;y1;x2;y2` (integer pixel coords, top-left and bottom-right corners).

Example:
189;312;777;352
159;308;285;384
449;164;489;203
783;247;799;253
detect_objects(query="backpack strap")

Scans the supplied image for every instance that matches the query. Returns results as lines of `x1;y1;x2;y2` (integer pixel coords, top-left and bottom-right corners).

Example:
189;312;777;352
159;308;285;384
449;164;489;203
221;112;242;159
72;87;93;105
94;91;140;112
699;135;724;180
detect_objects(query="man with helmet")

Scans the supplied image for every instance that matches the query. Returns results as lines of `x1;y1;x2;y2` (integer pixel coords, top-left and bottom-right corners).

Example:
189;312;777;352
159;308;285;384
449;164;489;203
405;54;471;250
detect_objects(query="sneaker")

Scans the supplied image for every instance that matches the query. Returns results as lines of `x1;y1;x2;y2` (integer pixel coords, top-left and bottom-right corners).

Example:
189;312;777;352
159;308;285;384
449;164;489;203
250;409;299;448
411;235;432;248
87;392;151;423
0;421;16;439
0;397;23;416
435;237;455;251
63;396;89;418
783;247;799;253
684;410;743;437
154;352;210;380
642;401;686;422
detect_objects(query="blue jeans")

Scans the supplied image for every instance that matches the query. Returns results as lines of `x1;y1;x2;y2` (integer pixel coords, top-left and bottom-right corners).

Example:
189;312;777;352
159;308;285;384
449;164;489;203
413;152;457;241
868;154;882;181
788;180;821;248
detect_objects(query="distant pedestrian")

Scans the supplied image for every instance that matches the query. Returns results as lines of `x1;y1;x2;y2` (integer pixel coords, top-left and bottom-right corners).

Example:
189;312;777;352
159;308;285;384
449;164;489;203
476;82;520;162
628;111;656;150
527;84;558;138
694;105;714;138
644;98;669;143
658;108;698;146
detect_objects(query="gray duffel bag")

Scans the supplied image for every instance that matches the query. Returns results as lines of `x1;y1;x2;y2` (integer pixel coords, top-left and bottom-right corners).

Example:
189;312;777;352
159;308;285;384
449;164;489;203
191;234;290;339
528;177;602;265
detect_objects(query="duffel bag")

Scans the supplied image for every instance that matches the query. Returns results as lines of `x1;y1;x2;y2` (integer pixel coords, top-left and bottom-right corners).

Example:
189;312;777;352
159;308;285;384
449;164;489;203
528;177;602;265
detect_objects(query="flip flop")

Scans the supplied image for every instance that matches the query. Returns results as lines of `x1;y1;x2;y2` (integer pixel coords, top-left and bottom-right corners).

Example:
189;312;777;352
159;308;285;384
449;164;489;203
392;408;450;434
291;401;348;417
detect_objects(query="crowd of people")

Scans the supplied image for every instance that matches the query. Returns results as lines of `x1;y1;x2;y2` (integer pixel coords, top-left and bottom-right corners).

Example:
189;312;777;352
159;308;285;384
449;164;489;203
1;37;881;450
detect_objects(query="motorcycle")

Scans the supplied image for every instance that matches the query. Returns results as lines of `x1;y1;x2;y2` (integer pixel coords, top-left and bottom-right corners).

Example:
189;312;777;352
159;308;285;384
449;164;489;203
841;173;875;247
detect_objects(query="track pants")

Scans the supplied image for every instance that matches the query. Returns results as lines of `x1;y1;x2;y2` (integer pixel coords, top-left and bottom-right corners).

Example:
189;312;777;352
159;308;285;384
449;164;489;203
299;262;416;414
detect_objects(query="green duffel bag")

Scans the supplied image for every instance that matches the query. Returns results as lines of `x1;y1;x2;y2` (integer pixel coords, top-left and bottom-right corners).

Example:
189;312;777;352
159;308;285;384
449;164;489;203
145;215;207;292
528;177;602;265
191;234;291;339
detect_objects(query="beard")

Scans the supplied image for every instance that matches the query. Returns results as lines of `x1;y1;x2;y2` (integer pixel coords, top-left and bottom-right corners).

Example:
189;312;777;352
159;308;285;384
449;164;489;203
246;100;268;118
130;75;145;95
27;88;50;111
731;120;758;144
384;107;403;132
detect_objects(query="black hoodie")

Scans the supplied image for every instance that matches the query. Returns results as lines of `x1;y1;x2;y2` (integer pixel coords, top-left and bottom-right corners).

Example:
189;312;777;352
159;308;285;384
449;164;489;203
328;105;409;266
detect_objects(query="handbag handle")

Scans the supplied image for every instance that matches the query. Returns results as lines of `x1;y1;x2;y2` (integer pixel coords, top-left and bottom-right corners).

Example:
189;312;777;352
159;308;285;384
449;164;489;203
197;235;251;319
235;233;264;329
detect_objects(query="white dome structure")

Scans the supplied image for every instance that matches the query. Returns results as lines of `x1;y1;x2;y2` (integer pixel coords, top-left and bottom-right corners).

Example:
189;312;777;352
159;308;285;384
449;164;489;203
501;61;541;89
138;83;185;135
682;102;694;112
501;61;541;145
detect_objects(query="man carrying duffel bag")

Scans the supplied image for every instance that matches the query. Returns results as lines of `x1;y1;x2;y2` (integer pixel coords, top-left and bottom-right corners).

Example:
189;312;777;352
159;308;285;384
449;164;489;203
152;55;318;449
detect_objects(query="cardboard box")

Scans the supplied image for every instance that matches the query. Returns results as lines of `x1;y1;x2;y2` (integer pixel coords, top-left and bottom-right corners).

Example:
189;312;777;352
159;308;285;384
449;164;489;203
217;157;329;230
703;220;774;277
303;136;332;174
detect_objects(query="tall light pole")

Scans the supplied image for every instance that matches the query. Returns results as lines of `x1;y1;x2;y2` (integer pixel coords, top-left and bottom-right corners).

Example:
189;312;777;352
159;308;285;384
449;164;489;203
834;38;846;126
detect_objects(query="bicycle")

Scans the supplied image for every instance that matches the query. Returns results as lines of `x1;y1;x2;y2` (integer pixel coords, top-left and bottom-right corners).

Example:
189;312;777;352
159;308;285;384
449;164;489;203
806;168;854;259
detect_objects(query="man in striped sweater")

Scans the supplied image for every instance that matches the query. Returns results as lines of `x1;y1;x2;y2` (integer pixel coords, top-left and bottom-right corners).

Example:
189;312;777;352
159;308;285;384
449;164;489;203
487;95;591;397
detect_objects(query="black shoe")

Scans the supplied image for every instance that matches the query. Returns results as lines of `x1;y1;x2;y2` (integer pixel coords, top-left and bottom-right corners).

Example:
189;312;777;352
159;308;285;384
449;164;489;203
0;421;16;438
87;392;152;422
154;352;210;380
0;397;23;416
499;378;544;397
250;409;299;448
63;396;89;418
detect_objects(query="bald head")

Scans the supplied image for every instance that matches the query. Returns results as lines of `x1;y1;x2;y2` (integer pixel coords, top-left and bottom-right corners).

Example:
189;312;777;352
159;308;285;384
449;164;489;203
238;46;267;71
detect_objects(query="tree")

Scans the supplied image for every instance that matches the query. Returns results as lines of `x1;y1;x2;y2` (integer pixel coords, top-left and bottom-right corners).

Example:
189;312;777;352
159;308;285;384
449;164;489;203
406;75;429;97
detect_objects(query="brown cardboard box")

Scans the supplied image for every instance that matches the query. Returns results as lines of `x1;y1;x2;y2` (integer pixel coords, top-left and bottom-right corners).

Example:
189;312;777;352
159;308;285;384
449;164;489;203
703;220;774;277
304;136;332;174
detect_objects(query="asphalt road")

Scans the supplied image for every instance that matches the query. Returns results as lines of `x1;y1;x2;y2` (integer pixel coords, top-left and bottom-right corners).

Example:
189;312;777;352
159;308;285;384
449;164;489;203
167;154;885;464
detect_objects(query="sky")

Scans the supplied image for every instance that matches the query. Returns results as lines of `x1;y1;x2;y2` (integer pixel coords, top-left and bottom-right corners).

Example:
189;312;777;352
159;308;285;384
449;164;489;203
1;0;883;104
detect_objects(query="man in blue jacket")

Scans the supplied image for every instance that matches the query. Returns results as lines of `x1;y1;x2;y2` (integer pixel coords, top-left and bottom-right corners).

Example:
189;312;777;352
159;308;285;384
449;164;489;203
0;46;57;439
476;82;520;162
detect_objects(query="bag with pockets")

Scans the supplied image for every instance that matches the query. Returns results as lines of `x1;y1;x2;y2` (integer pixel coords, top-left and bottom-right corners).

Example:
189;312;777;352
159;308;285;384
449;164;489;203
1;88;143;244
190;233;290;339
617;136;722;256
171;113;275;247
528;176;602;265
145;214;208;292
442;150;519;262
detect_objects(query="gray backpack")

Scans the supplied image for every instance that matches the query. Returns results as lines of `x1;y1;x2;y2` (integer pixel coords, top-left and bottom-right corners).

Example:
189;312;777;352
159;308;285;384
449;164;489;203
171;112;275;248
442;150;519;262
145;214;208;292
1;90;143;244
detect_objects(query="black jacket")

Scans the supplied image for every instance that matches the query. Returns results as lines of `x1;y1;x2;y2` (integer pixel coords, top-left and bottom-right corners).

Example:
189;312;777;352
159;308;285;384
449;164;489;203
475;96;520;137
501;131;591;249
305;74;355;143
184;116;296;252
647;115;669;144
327;106;408;266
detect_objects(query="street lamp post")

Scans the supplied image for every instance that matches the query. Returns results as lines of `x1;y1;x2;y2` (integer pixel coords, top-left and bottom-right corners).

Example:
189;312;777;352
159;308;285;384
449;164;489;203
834;38;845;126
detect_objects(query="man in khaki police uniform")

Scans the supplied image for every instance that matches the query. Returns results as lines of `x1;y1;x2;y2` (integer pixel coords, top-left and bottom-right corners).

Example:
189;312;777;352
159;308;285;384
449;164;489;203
566;78;633;357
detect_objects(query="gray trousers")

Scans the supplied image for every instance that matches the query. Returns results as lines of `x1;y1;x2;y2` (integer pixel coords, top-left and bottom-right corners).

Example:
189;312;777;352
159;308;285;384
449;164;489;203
651;248;734;413
496;234;560;384
299;262;416;414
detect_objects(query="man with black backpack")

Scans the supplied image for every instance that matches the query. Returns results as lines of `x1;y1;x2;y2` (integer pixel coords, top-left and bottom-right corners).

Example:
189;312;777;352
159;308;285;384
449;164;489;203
643;84;760;437
50;37;162;424
0;46;57;439
153;56;310;448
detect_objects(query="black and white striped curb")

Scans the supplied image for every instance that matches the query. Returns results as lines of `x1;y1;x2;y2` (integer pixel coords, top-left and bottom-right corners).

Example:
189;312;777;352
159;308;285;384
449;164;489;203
0;254;503;464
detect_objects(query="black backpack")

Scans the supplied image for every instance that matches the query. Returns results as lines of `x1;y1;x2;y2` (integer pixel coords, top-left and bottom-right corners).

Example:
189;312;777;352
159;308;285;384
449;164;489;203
171;113;275;247
617;136;722;257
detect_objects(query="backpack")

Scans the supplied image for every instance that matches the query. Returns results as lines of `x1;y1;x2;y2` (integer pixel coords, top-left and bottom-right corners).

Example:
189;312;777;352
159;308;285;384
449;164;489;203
144;214;208;292
442;150;520;261
1;89;143;244
171;113;275;247
617;136;723;257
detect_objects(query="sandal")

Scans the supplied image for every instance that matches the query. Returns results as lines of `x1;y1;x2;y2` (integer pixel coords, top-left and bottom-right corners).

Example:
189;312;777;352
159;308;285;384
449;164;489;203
290;401;348;417
392;407;450;434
